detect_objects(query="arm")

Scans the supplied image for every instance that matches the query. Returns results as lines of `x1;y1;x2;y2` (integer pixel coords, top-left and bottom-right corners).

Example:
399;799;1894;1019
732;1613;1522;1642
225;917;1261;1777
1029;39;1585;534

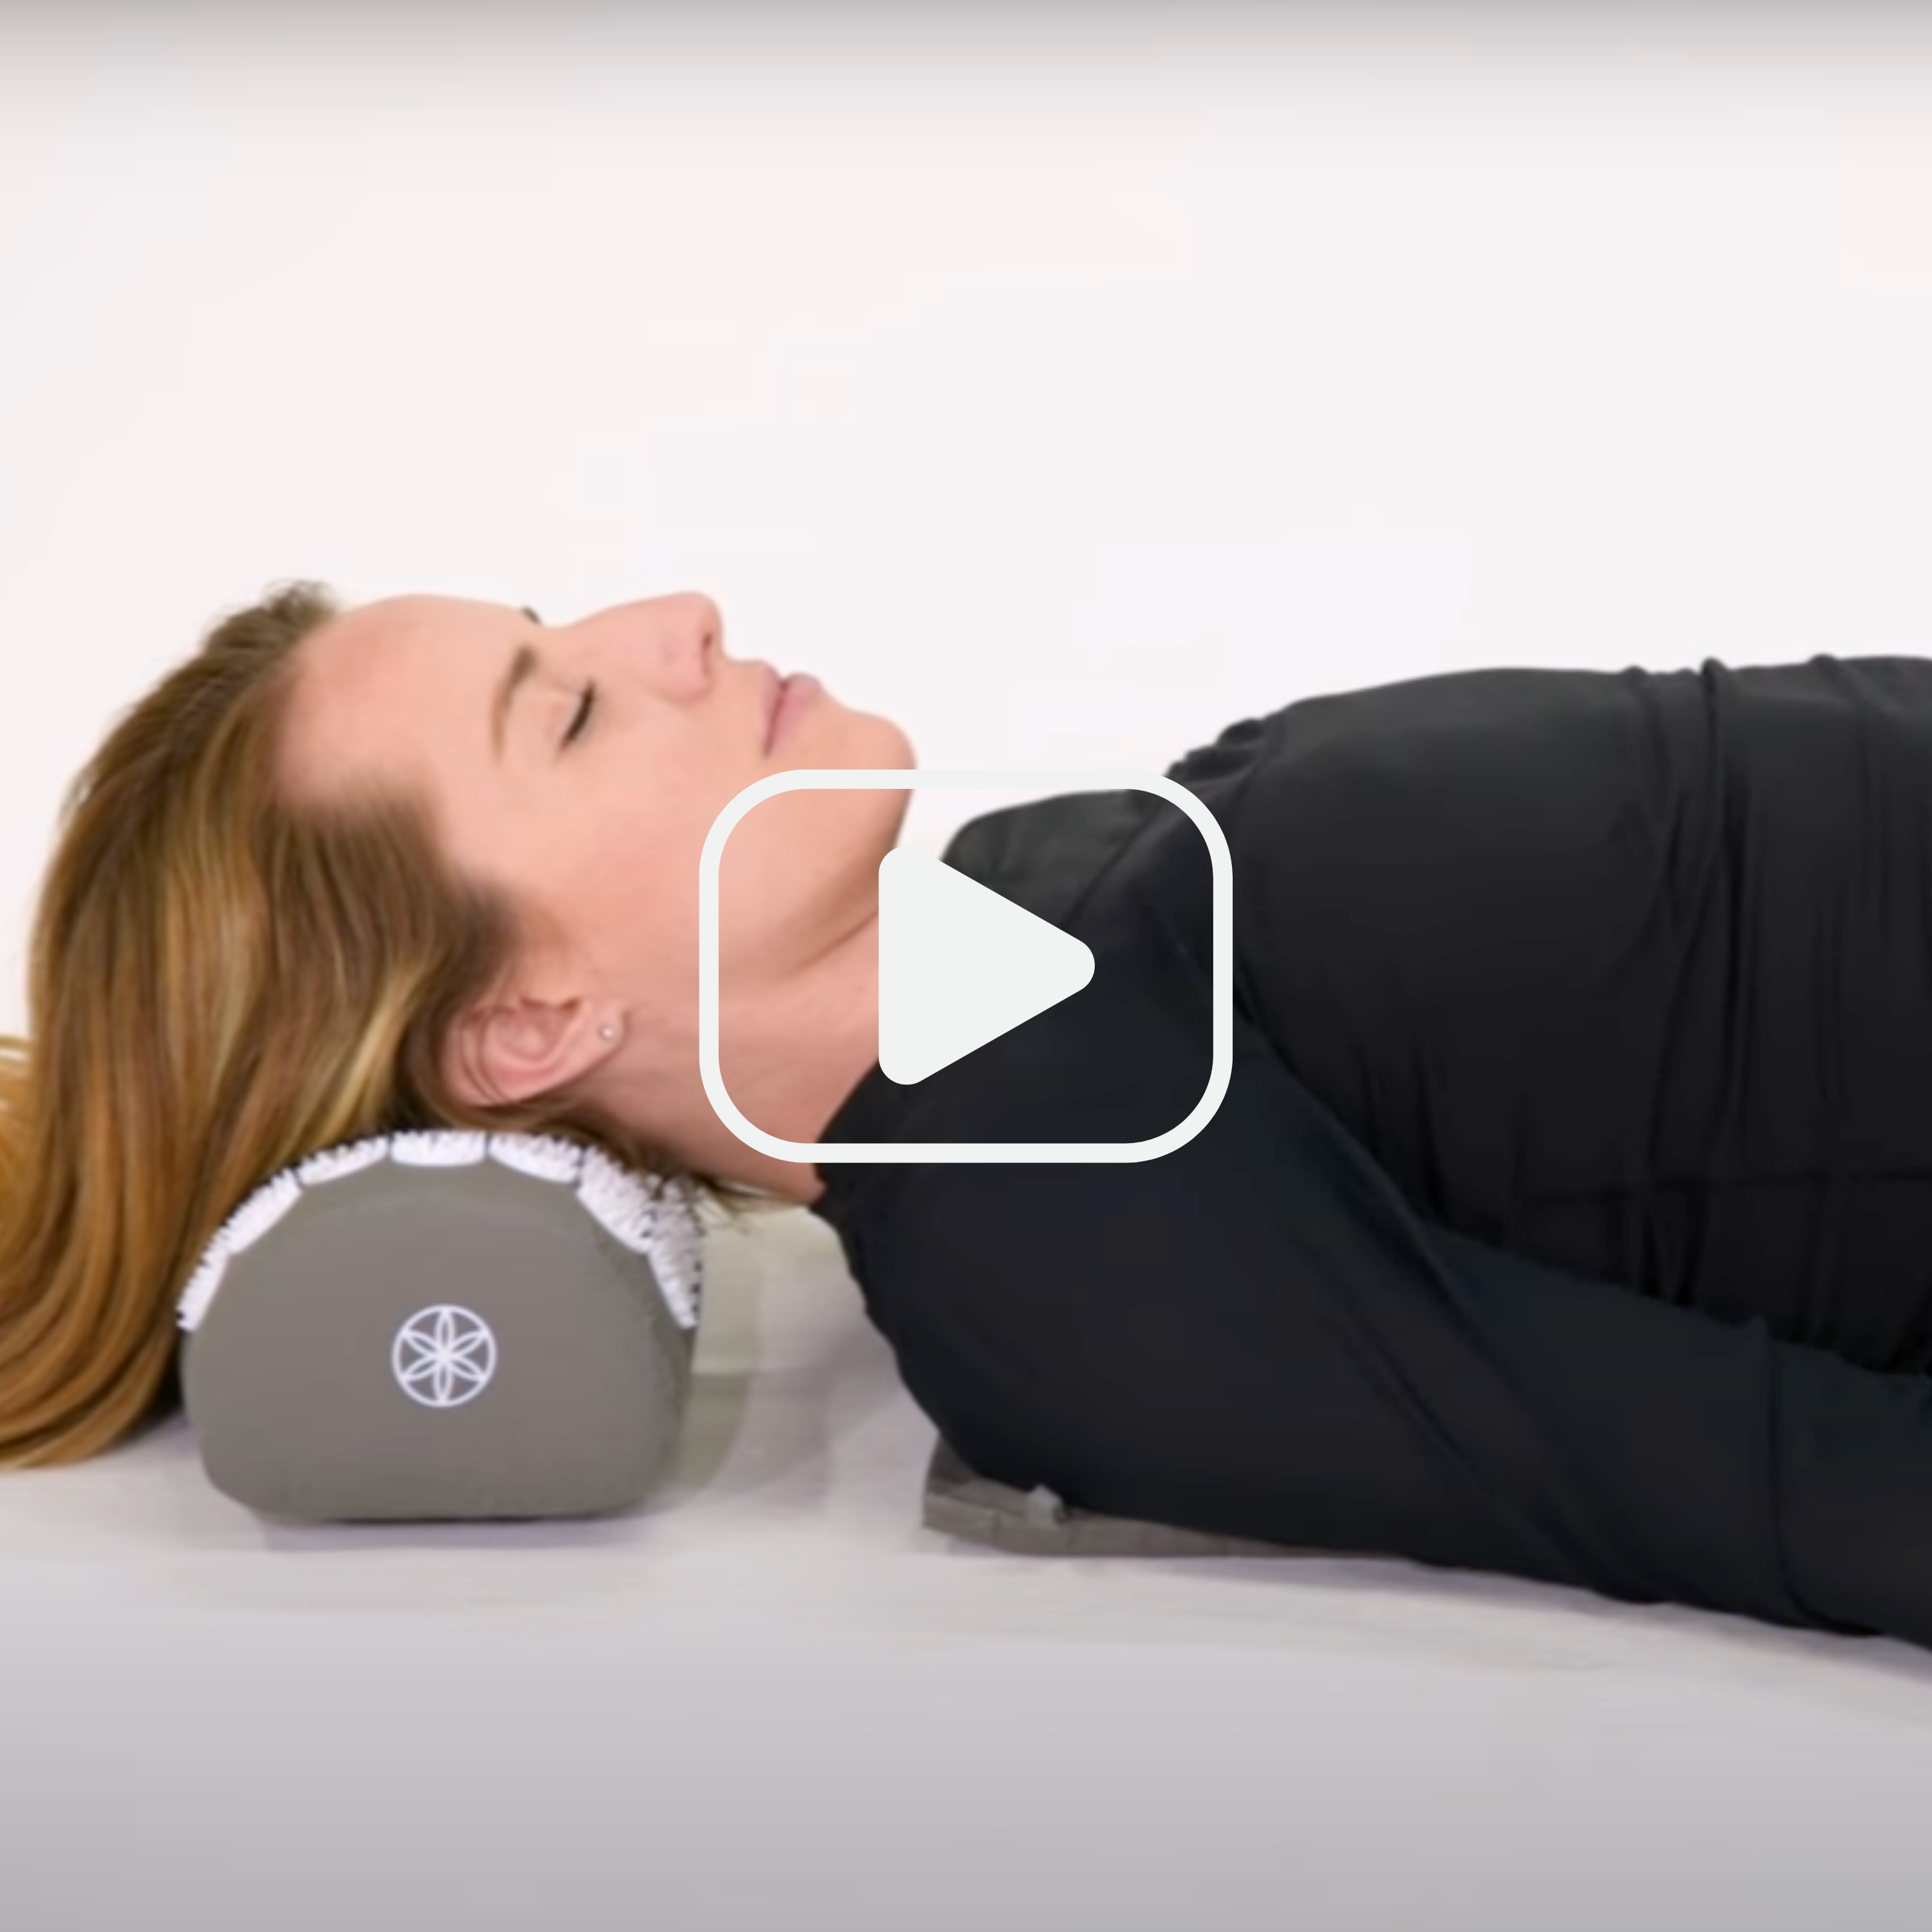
1421;1211;1932;1646
876;1032;1927;1647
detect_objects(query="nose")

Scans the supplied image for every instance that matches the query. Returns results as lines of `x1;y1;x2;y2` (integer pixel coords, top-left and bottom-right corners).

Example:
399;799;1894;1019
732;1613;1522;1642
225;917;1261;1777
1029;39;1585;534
607;592;723;688
669;591;723;664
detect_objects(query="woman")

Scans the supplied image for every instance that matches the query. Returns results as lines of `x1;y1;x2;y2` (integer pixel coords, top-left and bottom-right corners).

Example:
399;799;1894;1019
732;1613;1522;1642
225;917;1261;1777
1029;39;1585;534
8;582;1932;1650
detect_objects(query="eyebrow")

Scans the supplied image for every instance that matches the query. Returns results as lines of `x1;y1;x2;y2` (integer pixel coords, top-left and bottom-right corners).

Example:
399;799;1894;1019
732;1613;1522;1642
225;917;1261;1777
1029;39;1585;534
490;608;546;761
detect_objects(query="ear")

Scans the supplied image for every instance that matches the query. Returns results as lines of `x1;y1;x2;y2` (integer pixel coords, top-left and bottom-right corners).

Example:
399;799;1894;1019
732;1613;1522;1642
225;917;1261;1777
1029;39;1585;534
441;990;614;1110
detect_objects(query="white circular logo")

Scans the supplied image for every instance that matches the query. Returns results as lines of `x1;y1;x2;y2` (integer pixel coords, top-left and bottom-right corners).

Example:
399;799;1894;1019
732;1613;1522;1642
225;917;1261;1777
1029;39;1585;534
392;1304;497;1409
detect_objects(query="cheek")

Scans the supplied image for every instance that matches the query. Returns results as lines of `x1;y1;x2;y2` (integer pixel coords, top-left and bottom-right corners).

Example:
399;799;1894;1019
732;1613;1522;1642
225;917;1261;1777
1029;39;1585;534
571;765;757;974
498;797;682;979
717;791;878;942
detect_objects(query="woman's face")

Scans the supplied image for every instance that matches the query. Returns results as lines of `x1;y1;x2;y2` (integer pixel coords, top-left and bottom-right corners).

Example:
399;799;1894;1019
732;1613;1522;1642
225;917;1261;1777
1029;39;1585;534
279;591;914;1083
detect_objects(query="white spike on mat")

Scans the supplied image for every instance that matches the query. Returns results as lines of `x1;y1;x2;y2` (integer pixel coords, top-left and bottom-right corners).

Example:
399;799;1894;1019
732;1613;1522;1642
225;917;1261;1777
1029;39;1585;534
220;1169;305;1255
389;1130;488;1166
487;1133;585;1184
574;1148;704;1331
646;1183;705;1331
295;1136;391;1185
576;1146;660;1250
174;1234;232;1334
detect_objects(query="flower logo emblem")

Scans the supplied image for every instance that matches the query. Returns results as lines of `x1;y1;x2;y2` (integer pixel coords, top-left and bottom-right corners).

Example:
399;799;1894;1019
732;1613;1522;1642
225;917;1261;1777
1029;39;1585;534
392;1304;498;1409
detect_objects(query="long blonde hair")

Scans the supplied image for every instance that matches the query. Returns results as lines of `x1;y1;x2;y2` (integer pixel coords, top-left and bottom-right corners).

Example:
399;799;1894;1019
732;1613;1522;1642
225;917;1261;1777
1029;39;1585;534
0;582;768;1468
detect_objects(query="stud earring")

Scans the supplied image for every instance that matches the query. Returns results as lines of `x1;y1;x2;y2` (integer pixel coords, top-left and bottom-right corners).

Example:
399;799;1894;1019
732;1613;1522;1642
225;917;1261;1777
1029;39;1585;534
599;1023;619;1043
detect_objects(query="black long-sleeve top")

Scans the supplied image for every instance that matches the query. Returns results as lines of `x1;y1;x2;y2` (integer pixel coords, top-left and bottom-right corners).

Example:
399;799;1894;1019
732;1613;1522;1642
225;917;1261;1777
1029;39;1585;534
807;654;1932;1648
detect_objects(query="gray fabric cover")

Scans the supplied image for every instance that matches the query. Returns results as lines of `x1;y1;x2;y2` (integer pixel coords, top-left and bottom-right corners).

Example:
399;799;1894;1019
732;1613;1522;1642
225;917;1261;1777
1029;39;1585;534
178;1130;1313;1547
922;1436;1321;1558
181;1159;693;1521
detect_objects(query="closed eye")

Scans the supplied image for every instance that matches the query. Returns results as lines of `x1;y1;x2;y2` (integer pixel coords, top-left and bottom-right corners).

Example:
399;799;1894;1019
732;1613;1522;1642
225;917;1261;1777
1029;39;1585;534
563;681;596;747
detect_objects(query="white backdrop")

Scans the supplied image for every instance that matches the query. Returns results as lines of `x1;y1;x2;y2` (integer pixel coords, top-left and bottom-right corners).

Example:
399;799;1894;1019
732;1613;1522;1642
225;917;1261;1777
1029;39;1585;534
8;11;1932;1931
6;5;1932;1027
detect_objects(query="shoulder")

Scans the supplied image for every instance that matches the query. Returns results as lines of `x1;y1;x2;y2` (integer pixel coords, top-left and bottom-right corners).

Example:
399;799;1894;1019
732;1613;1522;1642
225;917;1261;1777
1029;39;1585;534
941;788;1166;929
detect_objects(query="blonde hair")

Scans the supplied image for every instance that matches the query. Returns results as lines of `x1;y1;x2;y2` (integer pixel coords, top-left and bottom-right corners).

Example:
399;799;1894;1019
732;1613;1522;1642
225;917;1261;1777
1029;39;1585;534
0;582;768;1468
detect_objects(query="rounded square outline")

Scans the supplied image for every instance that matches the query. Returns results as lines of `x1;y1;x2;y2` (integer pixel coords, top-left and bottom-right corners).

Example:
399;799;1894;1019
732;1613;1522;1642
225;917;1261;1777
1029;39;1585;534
699;770;1232;1161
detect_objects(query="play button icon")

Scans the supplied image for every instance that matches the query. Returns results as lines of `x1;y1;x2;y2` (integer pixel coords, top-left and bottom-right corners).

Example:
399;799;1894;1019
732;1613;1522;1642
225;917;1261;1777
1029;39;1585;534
699;768;1231;1162
876;848;1095;1084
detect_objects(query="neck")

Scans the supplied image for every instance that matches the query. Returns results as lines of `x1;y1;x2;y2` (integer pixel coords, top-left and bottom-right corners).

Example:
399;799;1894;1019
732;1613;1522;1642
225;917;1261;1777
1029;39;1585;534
598;905;883;1208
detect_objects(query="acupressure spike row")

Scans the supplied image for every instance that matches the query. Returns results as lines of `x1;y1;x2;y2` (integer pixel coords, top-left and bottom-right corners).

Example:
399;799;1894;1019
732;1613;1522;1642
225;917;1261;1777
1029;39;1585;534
175;1129;704;1336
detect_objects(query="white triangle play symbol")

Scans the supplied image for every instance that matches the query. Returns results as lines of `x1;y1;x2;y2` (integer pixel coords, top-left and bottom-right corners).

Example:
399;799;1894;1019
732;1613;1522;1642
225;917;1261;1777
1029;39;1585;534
877;848;1096;1084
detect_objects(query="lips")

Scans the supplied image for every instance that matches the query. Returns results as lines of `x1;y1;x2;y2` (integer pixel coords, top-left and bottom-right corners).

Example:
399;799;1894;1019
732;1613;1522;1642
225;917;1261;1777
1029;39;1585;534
764;668;822;753
762;664;784;751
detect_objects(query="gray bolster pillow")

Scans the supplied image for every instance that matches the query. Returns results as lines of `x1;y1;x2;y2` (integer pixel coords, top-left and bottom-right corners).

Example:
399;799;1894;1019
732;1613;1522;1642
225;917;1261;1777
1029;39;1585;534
171;1126;1314;1554
174;1130;703;1522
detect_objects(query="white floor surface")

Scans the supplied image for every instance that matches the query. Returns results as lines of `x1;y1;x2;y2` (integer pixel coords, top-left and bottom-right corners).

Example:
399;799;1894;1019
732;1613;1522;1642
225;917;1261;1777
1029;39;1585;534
6;1207;1932;1931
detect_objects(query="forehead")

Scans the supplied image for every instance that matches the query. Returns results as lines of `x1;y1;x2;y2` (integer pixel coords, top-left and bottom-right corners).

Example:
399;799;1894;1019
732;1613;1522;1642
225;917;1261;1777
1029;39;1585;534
309;594;502;683
281;594;507;800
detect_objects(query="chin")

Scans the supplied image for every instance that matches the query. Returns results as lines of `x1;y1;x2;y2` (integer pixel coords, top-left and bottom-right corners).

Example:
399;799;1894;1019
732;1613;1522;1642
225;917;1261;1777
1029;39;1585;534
852;707;916;770
762;685;916;785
